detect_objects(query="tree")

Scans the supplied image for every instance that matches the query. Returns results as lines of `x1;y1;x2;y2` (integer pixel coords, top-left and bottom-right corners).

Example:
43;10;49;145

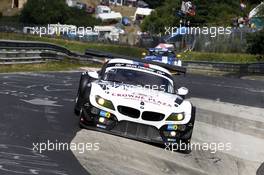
141;0;263;33
256;2;264;16
20;0;101;26
144;0;163;8
247;29;264;57
65;8;102;27
20;0;69;24
141;0;181;33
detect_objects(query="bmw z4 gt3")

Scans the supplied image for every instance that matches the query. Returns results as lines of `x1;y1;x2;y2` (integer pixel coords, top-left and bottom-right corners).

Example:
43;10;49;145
74;58;195;151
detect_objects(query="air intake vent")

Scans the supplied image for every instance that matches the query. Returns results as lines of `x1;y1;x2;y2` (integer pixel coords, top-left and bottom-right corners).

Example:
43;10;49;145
142;112;165;121
117;106;140;118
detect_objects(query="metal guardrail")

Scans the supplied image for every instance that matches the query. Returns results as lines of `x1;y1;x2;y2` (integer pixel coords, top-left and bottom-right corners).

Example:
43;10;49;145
0;49;61;65
183;61;264;74
86;48;264;74
0;40;186;73
0;40;87;57
85;49;187;74
85;48;264;74
85;49;132;60
0;40;263;74
0;40;104;64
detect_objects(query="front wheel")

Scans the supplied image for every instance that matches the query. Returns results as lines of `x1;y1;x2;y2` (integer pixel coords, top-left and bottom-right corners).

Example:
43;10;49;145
74;91;81;116
74;106;81;116
178;106;196;154
178;139;192;154
74;74;91;116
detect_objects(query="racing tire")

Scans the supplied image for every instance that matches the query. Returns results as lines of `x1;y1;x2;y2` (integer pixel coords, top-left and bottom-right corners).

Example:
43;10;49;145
257;163;264;175
74;92;81;116
79;109;85;129
79;109;91;129
178;106;196;154
74;74;91;116
79;121;85;129
74;107;81;116
189;106;196;126
78;74;91;97
178;139;192;154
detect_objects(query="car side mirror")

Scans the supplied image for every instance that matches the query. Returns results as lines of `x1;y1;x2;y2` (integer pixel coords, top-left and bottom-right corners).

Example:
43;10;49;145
88;71;99;79
177;87;189;98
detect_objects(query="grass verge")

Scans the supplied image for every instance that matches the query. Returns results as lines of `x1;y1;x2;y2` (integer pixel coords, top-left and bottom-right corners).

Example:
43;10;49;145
0;59;100;73
0;32;261;63
181;51;261;63
0;32;146;58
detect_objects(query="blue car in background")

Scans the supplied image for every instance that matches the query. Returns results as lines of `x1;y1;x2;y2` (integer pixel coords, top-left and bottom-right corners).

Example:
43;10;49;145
143;48;182;67
122;17;131;26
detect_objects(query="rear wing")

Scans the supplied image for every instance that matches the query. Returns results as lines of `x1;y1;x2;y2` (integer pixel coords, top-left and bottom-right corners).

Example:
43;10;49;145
124;57;186;75
85;49;186;74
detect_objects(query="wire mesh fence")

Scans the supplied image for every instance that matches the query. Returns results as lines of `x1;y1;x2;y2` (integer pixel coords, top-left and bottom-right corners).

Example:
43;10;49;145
0;22;257;53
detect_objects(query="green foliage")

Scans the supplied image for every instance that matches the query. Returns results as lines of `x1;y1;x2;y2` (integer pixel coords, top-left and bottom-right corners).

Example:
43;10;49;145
0;59;98;73
143;0;163;8
0;15;20;23
0;12;2;18
0;32;258;63
20;0;69;24
141;0;181;34
141;0;263;33
256;2;264;16
181;51;260;63
65;8;102;27
20;0;101;26
246;29;264;57
0;32;146;58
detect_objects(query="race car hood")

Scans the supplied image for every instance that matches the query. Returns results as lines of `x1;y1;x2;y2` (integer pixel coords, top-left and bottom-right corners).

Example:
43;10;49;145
90;80;186;113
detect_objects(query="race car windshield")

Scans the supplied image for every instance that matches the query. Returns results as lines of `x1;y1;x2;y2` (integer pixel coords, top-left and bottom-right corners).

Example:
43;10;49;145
149;50;175;58
159;51;175;57
103;68;174;93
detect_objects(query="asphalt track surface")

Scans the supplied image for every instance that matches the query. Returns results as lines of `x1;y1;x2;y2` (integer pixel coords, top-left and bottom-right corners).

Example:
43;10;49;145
0;71;263;175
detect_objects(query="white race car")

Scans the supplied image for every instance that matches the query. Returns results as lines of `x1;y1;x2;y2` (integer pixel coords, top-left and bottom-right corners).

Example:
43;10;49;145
74;58;195;152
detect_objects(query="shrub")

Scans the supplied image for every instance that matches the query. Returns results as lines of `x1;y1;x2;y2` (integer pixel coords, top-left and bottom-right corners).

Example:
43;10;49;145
20;0;101;26
20;0;69;24
247;29;264;58
65;8;102;27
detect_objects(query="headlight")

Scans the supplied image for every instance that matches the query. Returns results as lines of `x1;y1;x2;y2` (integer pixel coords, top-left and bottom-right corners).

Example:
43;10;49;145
95;96;115;110
166;113;185;121
98;98;105;105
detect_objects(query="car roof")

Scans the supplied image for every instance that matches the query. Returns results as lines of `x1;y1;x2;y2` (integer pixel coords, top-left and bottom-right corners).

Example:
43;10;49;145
107;58;172;75
148;48;173;52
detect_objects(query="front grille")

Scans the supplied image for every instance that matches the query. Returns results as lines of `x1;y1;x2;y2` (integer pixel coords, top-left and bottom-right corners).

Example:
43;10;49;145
117;106;140;119
111;121;162;142
142;111;165;121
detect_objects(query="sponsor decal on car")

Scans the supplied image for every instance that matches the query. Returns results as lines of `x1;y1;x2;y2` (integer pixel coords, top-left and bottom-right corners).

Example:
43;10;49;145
111;93;173;107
